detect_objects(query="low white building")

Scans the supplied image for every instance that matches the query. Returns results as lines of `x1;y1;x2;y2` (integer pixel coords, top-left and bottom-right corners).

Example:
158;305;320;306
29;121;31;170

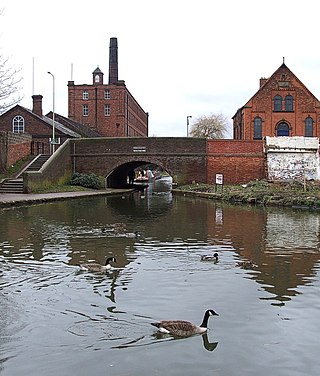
265;136;320;181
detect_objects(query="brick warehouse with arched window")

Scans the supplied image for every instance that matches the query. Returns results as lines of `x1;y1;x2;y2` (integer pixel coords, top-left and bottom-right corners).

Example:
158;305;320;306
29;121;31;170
233;62;320;140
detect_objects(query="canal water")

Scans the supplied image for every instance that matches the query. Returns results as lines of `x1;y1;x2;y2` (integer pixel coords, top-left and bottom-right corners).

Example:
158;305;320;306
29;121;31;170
0;177;320;376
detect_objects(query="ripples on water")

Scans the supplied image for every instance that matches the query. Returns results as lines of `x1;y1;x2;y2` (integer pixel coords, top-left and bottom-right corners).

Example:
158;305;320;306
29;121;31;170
1;178;320;376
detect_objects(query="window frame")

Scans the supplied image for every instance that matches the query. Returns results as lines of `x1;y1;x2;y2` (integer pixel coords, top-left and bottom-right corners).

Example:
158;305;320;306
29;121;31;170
12;115;25;133
104;103;110;116
253;116;262;140
83;90;89;100
104;89;110;100
285;95;294;111
83;104;89;117
304;116;314;137
273;95;282;112
276;122;290;136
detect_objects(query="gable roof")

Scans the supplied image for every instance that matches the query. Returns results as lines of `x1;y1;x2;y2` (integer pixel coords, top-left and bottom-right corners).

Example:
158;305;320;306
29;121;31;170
233;63;320;118
0;104;82;138
46;111;101;137
22;107;81;138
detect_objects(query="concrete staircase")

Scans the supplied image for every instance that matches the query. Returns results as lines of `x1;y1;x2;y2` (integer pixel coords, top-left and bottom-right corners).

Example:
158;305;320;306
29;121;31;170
0;178;24;194
19;154;51;174
0;154;51;194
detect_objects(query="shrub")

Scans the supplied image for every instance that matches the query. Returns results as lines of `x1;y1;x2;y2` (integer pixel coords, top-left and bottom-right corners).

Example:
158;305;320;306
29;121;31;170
70;173;103;189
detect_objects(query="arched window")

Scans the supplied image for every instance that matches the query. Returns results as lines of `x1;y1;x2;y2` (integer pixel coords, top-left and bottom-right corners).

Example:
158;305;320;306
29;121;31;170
253;117;262;139
273;95;282;111
12;115;25;133
285;95;293;111
305;116;314;137
276;122;289;136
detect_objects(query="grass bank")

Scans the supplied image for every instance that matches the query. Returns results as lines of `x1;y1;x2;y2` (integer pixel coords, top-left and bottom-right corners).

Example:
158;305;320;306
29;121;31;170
173;180;320;209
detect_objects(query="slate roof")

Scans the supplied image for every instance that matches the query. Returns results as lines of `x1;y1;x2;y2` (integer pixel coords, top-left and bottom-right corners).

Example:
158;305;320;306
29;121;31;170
21;107;81;138
46;112;101;138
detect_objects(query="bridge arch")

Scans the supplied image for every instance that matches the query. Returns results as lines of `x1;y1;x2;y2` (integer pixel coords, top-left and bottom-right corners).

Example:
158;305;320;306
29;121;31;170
106;159;171;187
72;138;207;188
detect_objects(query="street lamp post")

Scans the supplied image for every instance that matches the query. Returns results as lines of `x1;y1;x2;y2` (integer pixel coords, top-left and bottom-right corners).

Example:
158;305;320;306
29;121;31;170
187;115;192;137
47;71;55;154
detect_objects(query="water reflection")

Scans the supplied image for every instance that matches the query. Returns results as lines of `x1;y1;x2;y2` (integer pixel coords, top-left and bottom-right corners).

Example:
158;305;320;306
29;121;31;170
112;331;218;353
203;202;320;304
1;181;320;375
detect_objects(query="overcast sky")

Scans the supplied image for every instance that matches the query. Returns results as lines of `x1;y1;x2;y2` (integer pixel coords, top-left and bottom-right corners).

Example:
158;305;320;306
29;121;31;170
1;0;320;138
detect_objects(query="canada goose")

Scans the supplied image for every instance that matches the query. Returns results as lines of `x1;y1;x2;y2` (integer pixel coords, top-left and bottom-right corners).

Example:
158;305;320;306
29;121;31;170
151;309;219;337
201;253;219;263
80;257;117;272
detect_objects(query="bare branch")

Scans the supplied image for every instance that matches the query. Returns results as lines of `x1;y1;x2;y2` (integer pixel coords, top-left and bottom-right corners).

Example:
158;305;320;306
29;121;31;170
0;53;23;114
0;9;23;114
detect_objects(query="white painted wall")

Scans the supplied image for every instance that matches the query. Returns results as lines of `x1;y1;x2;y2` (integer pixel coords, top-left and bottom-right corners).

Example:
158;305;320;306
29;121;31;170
265;136;320;181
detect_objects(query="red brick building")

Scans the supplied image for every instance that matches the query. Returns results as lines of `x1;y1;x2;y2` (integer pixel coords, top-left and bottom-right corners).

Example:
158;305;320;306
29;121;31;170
233;62;320;140
0;95;81;155
67;37;149;137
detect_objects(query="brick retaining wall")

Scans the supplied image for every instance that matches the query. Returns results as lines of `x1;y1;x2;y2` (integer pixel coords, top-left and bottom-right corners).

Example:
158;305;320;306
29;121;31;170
207;140;265;184
0;131;32;170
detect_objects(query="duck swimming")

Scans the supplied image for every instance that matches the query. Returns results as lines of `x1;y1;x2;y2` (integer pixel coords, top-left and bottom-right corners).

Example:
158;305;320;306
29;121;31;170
151;309;219;337
79;257;117;272
201;253;219;263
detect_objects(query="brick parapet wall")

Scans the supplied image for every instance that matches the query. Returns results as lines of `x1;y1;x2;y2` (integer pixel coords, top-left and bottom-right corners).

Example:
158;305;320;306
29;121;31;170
207;140;266;184
24;140;72;192
72;137;207;186
0;131;32;170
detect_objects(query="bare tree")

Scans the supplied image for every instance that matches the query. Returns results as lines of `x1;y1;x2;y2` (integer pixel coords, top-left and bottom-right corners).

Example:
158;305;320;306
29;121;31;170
0;53;22;114
0;10;22;114
190;113;228;139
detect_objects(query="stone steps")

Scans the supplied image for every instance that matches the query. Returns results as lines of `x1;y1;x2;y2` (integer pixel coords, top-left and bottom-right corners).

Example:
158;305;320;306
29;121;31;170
0;178;24;194
0;154;51;194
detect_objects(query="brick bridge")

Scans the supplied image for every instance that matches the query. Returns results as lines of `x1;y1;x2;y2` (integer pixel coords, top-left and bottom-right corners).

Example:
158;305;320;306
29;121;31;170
24;137;265;191
71;137;265;188
73;137;208;187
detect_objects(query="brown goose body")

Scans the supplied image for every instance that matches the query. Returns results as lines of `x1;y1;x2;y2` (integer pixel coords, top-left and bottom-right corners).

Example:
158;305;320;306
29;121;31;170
151;309;218;337
80;257;117;272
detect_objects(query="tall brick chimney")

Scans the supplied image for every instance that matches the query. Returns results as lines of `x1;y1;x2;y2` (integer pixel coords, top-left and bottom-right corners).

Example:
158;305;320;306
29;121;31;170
32;95;43;116
109;37;118;84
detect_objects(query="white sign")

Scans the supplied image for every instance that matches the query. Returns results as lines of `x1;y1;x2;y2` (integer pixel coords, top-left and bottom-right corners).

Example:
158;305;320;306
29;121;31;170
215;173;223;185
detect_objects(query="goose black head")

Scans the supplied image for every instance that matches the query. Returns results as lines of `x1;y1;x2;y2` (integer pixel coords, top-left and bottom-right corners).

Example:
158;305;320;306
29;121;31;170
106;257;117;265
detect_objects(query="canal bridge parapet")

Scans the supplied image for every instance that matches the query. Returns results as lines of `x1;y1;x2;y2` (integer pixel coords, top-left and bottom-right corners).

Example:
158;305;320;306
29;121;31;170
71;137;208;187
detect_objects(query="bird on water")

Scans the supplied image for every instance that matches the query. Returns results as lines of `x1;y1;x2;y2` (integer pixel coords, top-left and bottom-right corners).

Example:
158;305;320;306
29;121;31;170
151;309;219;337
79;257;117;272
201;253;219;263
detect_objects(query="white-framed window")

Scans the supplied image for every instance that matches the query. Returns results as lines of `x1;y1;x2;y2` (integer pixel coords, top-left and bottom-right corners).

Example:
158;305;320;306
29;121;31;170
83;90;89;100
95;75;100;83
104;104;110;116
83;104;89;116
104;89;110;100
12;115;25;133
